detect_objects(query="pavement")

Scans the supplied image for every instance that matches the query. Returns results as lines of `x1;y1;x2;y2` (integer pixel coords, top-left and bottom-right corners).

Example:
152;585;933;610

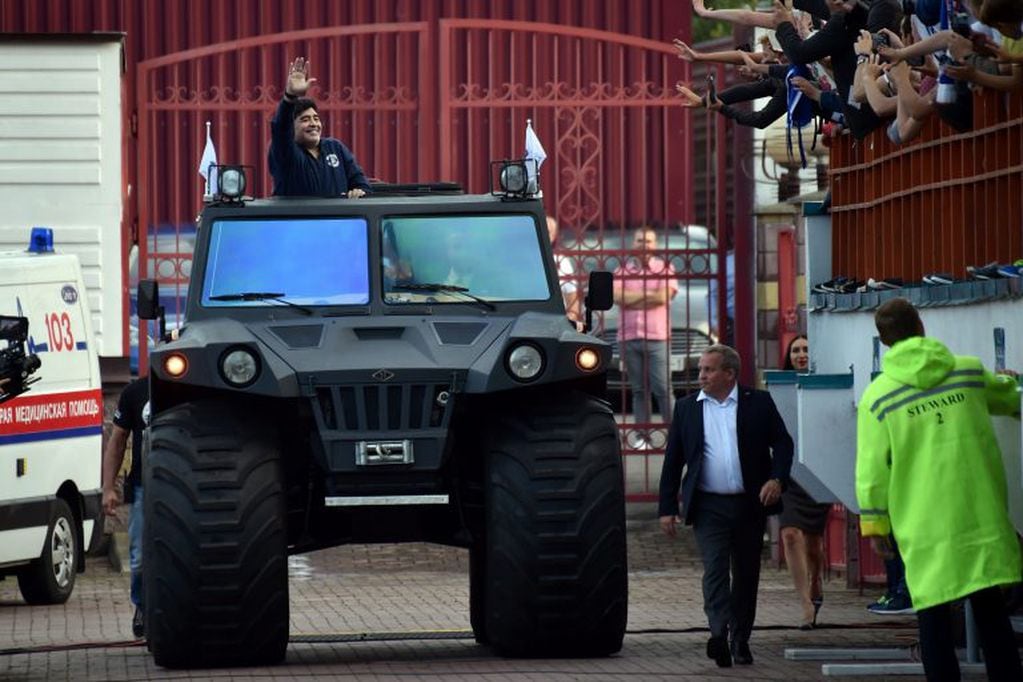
0;512;1002;681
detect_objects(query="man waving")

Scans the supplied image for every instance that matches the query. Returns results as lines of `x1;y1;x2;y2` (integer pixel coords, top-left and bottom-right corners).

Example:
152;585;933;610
268;57;371;198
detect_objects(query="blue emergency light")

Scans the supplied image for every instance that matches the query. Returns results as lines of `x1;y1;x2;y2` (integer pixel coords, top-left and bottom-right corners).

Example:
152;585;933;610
28;227;54;253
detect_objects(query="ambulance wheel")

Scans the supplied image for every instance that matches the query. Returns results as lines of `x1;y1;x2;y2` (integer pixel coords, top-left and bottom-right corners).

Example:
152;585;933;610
17;498;77;605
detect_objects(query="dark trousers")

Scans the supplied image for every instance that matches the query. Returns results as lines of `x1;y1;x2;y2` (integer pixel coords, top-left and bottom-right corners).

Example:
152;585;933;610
692;492;766;643
885;534;910;601
916;586;1022;682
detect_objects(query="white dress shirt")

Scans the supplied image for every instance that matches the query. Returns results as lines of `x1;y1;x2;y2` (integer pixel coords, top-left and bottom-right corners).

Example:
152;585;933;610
696;384;745;494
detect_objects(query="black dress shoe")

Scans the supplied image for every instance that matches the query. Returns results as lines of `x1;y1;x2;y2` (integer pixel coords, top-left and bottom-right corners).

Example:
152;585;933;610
731;639;753;665
706;635;732;667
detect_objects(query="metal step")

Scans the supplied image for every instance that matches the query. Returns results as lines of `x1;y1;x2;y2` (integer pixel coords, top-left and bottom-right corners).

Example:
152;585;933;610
324;494;449;507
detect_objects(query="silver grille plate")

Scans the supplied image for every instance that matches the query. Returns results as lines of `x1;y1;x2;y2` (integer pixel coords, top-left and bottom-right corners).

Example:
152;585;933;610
355;439;414;465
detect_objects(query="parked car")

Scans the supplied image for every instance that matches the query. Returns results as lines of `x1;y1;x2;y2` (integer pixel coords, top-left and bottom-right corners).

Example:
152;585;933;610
559;225;718;408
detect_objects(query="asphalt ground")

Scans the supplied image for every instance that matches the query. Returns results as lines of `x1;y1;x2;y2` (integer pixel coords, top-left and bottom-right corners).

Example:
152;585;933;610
0;517;998;681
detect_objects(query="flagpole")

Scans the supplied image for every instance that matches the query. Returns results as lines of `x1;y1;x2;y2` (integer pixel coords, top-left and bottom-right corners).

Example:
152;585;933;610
203;121;212;200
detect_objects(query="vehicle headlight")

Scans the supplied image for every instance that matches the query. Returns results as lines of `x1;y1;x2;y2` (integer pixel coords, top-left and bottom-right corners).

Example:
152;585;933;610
575;347;601;372
220;347;259;387
163;352;188;379
507;344;544;381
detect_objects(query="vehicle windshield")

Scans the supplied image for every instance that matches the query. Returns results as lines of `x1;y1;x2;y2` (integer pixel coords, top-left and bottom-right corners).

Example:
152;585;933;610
381;214;551;304
201;218;370;307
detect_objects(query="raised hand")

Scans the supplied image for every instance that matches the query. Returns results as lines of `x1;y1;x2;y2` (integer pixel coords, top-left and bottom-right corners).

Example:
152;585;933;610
759;36;781;63
855;29;874;58
673;38;697;62
947;33;974;62
285;57;318;98
879;28;905;50
675;82;704;108
791;76;822;101
771;0;793;28
740;50;761;70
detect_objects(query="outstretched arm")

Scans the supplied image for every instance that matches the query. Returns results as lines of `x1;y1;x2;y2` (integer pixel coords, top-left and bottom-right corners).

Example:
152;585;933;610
692;0;778;30
674;39;773;65
881;29;966;63
946;62;1023;92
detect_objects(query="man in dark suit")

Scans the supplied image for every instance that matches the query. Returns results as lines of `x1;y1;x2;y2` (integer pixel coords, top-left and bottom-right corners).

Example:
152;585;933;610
659;344;793;667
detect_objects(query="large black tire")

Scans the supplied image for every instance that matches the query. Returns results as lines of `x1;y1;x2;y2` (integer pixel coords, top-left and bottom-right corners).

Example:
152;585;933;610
468;545;489;644
17;497;77;604
483;391;628;656
144;401;289;668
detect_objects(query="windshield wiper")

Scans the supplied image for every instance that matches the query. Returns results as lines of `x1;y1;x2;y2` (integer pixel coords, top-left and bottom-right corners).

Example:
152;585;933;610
391;283;496;311
208;292;314;316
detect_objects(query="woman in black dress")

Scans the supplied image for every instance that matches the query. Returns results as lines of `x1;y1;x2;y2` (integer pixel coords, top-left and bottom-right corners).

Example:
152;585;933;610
780;335;832;629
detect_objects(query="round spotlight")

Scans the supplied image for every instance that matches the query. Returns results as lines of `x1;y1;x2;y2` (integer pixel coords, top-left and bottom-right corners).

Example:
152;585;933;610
499;162;527;195
507;344;544;381
219;167;247;199
163;353;188;378
575;347;601;372
220;347;259;387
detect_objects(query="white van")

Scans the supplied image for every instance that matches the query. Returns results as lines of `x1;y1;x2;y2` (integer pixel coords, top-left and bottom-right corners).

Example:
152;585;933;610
0;230;102;604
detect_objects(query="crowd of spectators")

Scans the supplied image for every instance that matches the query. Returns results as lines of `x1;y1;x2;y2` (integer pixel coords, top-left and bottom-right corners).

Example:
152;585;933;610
676;0;1023;152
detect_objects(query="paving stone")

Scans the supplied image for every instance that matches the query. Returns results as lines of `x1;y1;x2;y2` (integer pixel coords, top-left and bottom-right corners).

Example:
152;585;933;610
0;513;994;680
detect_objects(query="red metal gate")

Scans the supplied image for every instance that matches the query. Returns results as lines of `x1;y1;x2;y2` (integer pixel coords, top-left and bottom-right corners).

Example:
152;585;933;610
135;19;723;501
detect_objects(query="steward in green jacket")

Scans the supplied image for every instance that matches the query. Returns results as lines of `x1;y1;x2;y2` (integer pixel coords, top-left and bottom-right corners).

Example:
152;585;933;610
856;298;1022;681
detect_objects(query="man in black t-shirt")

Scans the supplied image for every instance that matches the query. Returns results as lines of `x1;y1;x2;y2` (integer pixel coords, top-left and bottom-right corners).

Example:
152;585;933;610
102;378;150;639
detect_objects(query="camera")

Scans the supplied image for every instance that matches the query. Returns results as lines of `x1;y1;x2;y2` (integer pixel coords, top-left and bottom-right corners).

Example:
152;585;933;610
950;11;972;38
871;31;890;52
0;315;42;405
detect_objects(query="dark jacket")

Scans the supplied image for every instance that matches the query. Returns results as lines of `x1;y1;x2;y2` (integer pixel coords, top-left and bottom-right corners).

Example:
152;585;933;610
658;386;794;524
268;98;371;197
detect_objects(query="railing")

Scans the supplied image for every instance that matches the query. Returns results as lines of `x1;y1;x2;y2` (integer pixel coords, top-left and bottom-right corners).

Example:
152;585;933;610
829;89;1023;283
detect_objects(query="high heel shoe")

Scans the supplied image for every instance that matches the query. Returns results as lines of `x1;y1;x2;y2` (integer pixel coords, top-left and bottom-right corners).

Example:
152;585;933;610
812;595;823;624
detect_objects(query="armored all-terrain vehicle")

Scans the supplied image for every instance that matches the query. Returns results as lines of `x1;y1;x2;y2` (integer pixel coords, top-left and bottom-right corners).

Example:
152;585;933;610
137;169;628;668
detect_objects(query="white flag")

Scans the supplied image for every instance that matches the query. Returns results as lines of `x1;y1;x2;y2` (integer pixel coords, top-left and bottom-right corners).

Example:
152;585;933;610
198;123;218;196
524;119;546;193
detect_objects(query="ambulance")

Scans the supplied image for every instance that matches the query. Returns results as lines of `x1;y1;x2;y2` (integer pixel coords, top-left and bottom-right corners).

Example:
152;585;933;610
0;229;103;604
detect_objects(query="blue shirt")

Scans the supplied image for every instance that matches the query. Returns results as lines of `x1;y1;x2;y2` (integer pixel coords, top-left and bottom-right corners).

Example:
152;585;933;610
268;98;370;197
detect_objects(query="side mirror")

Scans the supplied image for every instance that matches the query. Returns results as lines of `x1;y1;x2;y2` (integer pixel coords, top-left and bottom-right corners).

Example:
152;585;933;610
586;271;614;311
584;271;614;332
137;280;160;320
137;279;166;340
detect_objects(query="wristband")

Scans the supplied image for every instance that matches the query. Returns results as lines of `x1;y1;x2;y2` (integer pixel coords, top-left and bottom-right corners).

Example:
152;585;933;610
283;91;298;102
